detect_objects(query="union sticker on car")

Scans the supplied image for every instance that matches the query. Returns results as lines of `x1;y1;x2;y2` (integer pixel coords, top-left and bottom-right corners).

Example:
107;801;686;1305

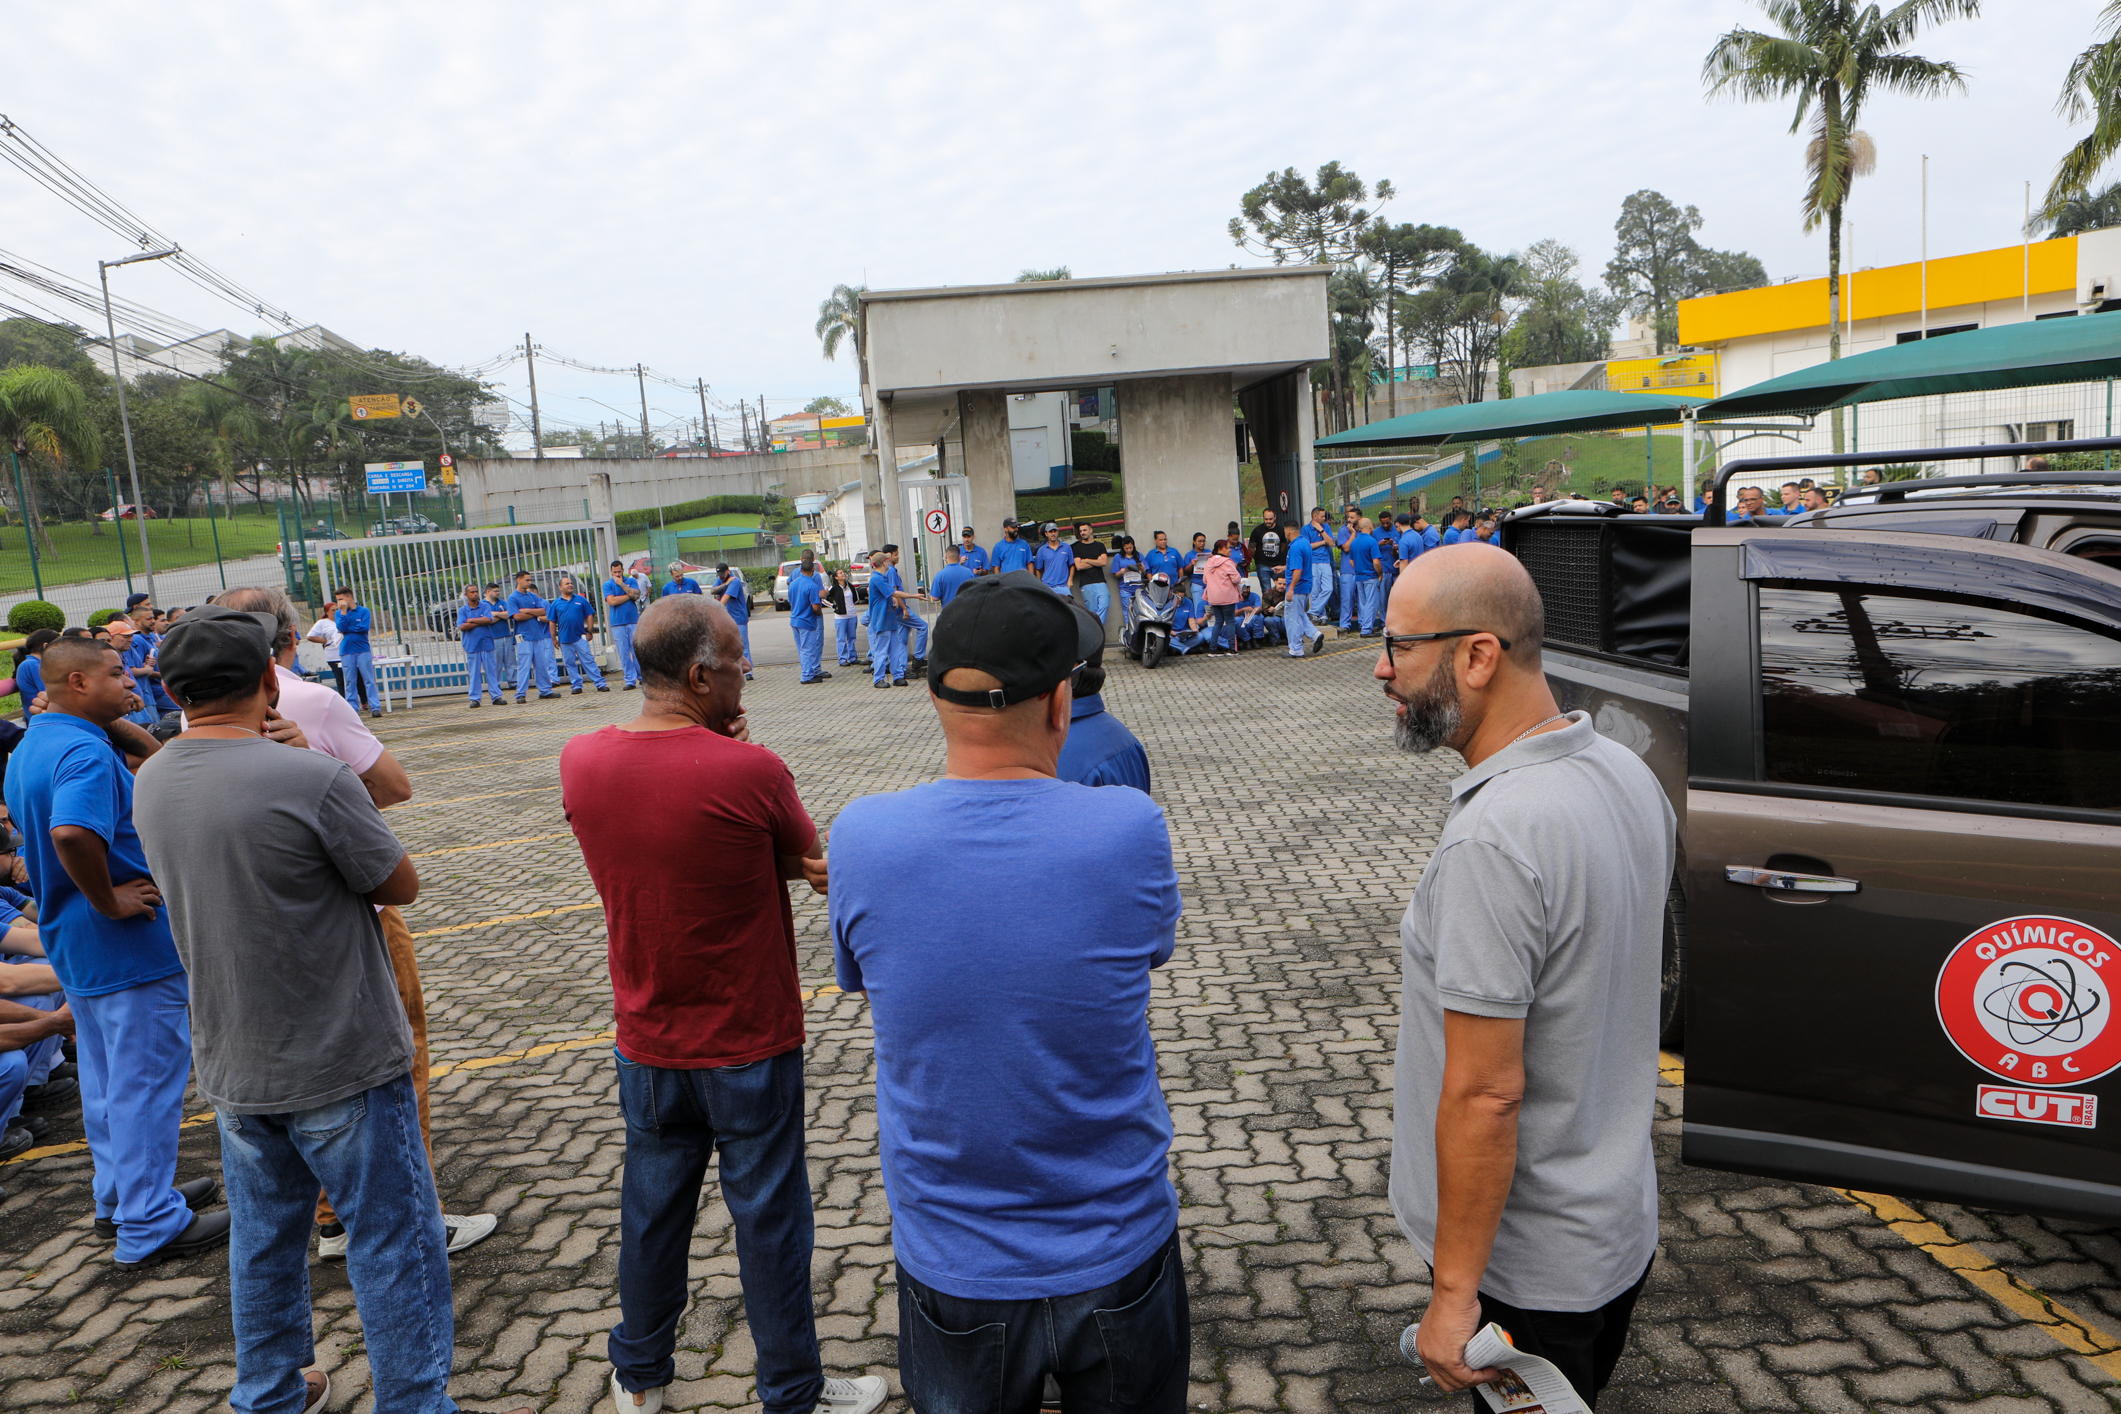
1935;916;2115;1088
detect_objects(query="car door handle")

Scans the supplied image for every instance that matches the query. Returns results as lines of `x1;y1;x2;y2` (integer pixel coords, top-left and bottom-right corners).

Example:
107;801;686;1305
1725;866;1861;894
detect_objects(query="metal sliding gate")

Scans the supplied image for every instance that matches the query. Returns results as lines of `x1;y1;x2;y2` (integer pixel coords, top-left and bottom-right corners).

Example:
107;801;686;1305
312;521;615;702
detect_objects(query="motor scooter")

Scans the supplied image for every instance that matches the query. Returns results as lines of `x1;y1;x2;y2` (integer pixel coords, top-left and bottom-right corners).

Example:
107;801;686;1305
1125;573;1178;669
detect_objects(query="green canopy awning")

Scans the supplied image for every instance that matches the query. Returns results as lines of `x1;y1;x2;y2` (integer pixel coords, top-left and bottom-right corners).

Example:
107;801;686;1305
1314;388;1707;449
1694;313;2121;419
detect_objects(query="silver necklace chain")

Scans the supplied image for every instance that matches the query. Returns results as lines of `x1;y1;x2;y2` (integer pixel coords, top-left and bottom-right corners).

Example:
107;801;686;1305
1509;713;1568;747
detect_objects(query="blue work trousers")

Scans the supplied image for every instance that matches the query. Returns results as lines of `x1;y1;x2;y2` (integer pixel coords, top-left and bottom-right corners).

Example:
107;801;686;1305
871;627;907;683
73;972;194;1262
515;637;557;697
1307;565;1334;621
609;1047;820;1414
1349;577;1381;633
560;638;606;689
793;623;824;682
0;983;61;1128
493;635;518;681
905;613;928;660
1284;597;1322;656
464;648;500;703
339;651;378;715
833;618;858;664
218;1074;457;1414
612;623;640;686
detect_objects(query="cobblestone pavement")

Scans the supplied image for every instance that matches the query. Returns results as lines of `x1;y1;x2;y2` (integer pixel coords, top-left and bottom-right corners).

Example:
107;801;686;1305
2;639;2118;1412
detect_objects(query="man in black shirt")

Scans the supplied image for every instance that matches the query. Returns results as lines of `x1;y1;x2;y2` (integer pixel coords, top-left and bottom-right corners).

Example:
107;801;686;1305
1071;522;1112;634
1247;509;1288;592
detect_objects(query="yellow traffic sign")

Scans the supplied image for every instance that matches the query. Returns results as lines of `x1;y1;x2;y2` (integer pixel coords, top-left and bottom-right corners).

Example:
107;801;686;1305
441;466;457;486
348;394;401;420
402;397;423;418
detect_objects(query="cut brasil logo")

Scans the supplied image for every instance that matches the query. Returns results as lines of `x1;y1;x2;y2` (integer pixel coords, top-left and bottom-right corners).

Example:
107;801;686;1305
1935;916;2115;1088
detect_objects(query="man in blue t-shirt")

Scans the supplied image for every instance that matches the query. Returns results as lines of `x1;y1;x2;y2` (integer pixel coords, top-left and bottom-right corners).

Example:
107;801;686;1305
988;519;1035;575
866;549;910;686
550;574;608;694
505;571;559;701
330;587;380;719
4;637;225;1264
1344;517;1383;636
929;545;974;607
483;583;518;683
1032;522;1074;594
956;526;991;576
712;564;754;680
787;551;829;684
603;559;647;690
831;576;1184;1410
455;582;505;707
663;563;703;597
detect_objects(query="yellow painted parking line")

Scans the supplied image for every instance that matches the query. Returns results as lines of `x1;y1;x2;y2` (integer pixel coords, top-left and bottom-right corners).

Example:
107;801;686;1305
0;986;849;1168
407;900;601;938
1658;1048;2120;1376
397;785;560;810
409;832;573;860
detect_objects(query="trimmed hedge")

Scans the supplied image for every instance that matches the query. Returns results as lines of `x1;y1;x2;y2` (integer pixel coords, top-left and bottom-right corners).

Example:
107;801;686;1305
86;607;123;629
6;600;63;634
614;495;782;536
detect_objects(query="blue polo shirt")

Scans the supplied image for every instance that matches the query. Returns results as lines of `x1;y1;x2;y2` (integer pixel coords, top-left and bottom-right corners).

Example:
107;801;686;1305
485;597;515;638
1057;695;1152;794
14;654;44;706
957;543;990;574
869;565;907;630
788;571;822;628
505;589;551;641
990;537;1036;575
457;601;496;652
1143;547;1182;582
3;711;179;997
1034;542;1075;590
664;575;702;596
930;563;974;606
715;576;750;624
1286;541;1313;597
605;577;642;626
550;593;595;644
334;605;372;655
1345;532;1379;580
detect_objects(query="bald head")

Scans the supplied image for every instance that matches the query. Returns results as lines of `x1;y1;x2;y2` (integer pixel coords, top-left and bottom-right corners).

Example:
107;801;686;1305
1391;543;1544;667
634;593;738;689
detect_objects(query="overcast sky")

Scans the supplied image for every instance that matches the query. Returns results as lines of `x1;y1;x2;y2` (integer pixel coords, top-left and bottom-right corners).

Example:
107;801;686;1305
2;1;2106;449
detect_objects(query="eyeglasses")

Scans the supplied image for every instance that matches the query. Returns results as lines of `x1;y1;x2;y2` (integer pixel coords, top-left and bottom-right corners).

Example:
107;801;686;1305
1381;629;1511;671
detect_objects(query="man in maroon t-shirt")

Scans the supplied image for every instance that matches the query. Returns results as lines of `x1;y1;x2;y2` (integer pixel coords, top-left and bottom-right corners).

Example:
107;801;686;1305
560;595;883;1414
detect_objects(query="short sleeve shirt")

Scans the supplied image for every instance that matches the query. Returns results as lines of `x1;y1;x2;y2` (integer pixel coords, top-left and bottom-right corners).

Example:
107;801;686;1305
550;594;595;643
1071;541;1108;586
957;543;990;574
457;601;495;652
1034;542;1076;589
605;577;642;626
990;538;1036;574
505;590;551;641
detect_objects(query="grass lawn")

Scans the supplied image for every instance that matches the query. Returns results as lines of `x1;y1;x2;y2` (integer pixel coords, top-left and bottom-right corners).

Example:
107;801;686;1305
0;512;295;597
616;512;772;557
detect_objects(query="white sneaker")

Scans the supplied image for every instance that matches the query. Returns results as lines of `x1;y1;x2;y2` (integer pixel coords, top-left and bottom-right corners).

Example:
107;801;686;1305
442;1212;498;1255
813;1374;888;1414
316;1224;348;1261
609;1367;665;1413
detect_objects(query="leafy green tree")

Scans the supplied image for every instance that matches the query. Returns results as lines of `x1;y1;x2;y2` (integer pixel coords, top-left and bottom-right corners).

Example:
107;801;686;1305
1324;266;1381;430
1604;191;1706;355
1404;245;1522;407
0;318;99;380
1686;247;1770;297
1015;267;1071;282
1356;222;1462;418
816;283;865;362
1501;239;1621;373
178;382;260;518
84;379;218;522
2038;179;2121;237
1705;0;1978;448
0;363;102;553
804;396;854;416
2049;6;2121;215
1229;163;1394;265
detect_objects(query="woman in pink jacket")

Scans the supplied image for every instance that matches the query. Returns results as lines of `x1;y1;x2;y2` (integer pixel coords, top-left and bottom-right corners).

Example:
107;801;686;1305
1201;539;1243;654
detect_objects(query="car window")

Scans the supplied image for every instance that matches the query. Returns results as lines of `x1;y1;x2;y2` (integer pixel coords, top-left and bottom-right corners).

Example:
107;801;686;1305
1758;584;2121;811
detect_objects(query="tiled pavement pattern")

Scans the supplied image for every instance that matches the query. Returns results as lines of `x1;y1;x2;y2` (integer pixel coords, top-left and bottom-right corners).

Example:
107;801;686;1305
2;638;2118;1413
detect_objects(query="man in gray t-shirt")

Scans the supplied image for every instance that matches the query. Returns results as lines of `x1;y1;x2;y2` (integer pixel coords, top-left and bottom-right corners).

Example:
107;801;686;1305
134;607;532;1414
1374;547;1674;1410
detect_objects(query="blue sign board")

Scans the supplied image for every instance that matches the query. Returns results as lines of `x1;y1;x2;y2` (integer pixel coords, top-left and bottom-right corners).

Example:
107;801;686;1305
365;460;427;493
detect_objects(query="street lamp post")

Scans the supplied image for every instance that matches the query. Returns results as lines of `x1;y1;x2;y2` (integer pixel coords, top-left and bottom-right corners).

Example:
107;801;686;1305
99;246;179;604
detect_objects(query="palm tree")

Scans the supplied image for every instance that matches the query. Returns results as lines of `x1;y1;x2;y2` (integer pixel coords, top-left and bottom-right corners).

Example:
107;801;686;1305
2036;179;2121;237
0;364;101;556
816;283;865;362
2048;4;2121;215
1705;0;1979;451
178;382;259;518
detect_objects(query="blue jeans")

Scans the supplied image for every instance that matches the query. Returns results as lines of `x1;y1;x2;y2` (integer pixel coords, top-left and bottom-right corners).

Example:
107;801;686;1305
610;1047;819;1413
515;636;557;696
872;626;907;683
612;623;640;685
340;650;378;714
793;623;824;681
219;1075;457;1414
72;972;194;1261
1079;582;1111;627
464;648;499;702
897;1227;1188;1414
1307;566;1333;620
834;617;858;664
560;638;606;688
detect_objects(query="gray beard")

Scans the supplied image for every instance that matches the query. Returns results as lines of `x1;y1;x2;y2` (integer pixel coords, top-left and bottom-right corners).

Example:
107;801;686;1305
1392;654;1463;755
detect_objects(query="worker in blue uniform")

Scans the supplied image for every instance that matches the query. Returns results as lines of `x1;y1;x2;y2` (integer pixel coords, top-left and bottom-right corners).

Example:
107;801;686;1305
603;559;646;690
1054;627;1150;793
989;518;1035;575
550;575;608;694
484;583;518;685
788;550;829;685
867;548;909;686
930;545;974;606
712;563;753;680
455;583;503;708
956;526;991;575
504;571;559;701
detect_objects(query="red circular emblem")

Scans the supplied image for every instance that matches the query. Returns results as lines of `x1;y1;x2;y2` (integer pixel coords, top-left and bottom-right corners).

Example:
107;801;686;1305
1935;916;2118;1087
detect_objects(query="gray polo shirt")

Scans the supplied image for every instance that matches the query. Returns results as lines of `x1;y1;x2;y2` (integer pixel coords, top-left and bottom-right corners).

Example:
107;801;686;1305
1389;712;1674;1312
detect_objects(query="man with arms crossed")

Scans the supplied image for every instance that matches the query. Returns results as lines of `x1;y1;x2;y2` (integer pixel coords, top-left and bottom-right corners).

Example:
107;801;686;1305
560;594;885;1414
831;573;1187;1414
1376;545;1672;1409
136;607;529;1414
605;558;648;689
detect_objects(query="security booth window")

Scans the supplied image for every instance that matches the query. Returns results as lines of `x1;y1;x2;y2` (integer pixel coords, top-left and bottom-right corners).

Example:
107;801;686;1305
1757;585;2121;813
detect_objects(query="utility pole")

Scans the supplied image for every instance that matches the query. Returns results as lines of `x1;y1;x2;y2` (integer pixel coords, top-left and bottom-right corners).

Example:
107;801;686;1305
637;364;652;459
525;333;545;459
697;379;713;452
740;404;750;453
759;395;768;450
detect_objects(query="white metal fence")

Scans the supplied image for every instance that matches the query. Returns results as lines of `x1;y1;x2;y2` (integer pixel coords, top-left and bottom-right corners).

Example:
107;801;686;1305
316;521;615;700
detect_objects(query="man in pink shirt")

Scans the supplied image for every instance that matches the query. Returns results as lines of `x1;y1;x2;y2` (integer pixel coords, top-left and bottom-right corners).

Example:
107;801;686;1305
214;587;496;1261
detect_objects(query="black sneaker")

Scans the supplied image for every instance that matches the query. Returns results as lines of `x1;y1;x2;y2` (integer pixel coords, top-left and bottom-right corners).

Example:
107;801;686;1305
622;684;637;690
538;693;560;700
874;681;892;690
96;1176;219;1238
515;697;527;704
571;688;583;695
23;1075;77;1109
114;1206;232;1267
595;685;610;692
817;672;832;680
468;702;480;710
13;1114;48;1139
893;677;908;686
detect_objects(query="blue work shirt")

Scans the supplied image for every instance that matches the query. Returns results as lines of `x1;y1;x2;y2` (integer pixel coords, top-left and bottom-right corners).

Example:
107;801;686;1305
1057;695;1152;793
930;563;974;606
1301;522;1333;552
990;537;1036;575
869;565;906;629
550;593;596;644
1345;532;1379;580
334;605;373;655
14;655;43;706
505;590;552;642
1143;547;1182;583
715;576;750;624
664;575;703;596
605;577;643;626
3;711;179;997
485;597;516;638
957;543;991;575
456;601;496;652
1034;542;1075;590
788;571;823;628
1285;543;1312;597
1181;549;1209;592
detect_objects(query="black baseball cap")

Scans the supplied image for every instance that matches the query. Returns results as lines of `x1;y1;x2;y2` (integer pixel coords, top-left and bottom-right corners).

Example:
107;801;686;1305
929;571;1098;708
1002;516;1019;528
960;526;976;536
158;605;276;703
125;593;152;610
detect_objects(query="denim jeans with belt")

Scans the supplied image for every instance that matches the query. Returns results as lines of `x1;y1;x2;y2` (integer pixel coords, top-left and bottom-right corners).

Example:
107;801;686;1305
218;1073;457;1414
610;1046;820;1413
897;1227;1189;1414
